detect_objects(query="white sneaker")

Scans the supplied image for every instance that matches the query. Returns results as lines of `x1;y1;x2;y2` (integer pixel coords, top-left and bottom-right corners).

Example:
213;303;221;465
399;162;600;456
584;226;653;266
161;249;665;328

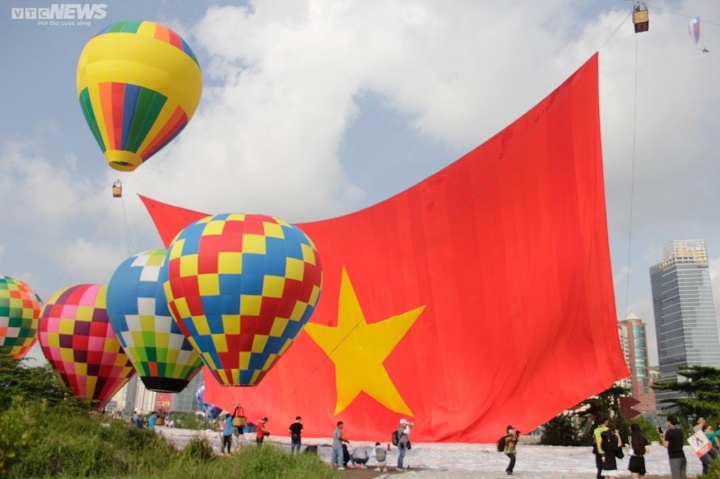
382;468;388;472
375;468;381;471
337;467;345;471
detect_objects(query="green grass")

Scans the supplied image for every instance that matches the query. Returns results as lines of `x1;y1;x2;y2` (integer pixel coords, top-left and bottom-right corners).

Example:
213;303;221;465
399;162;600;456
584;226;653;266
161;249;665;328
3;403;339;479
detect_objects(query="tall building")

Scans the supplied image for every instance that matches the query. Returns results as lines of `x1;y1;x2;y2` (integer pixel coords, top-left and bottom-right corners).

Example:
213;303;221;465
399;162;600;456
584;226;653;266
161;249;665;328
649;240;720;408
617;314;655;412
111;371;204;415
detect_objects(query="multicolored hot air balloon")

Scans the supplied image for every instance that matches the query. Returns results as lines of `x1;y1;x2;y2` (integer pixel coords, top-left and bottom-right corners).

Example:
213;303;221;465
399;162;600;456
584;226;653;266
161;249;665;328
689;16;701;45
77;20;203;172
107;249;204;393
0;276;42;359
197;379;223;419
38;284;135;407
163;213;324;386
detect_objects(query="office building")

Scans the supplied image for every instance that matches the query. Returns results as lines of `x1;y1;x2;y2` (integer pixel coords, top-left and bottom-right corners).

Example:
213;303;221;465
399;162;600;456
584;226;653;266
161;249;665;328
649;240;720;408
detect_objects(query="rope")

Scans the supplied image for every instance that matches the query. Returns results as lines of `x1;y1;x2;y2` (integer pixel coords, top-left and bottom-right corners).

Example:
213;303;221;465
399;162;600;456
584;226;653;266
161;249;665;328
622;35;640;320
0;185;106;245
121;195;135;257
50;197;113;293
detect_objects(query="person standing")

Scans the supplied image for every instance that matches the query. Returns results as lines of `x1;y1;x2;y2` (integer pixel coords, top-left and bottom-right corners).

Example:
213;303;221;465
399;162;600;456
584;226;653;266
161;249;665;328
628;423;649;479
332;421;350;470
289;416;303;455
147;411;158;431
593;416;610;479
662;414;687;479
397;418;413;470
256;417;269;447
700;424;720;474
600;427;622;477
222;413;233;454
503;425;520;475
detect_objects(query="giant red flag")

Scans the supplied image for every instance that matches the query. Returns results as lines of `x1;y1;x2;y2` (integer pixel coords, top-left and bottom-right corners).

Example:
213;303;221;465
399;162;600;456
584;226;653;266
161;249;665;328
141;53;628;442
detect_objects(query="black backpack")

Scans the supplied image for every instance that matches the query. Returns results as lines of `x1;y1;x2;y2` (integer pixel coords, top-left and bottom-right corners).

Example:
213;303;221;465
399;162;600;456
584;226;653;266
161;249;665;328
391;430;399;446
497;435;507;452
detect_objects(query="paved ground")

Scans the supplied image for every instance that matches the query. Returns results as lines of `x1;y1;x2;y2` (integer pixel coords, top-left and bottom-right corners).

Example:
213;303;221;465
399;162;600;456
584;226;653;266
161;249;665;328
159;427;702;478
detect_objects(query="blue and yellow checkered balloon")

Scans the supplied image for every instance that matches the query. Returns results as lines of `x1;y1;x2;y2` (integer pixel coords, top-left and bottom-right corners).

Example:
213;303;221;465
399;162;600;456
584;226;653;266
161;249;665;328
107;250;204;393
163;213;323;386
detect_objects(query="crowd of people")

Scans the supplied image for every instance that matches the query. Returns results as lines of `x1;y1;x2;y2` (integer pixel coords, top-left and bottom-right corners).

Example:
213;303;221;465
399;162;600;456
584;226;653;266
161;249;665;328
591;413;720;479
215;407;414;472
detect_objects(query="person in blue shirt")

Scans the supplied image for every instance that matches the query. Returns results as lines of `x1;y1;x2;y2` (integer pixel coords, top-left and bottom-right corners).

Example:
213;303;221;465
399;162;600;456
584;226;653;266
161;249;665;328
147;412;157;431
222;413;234;454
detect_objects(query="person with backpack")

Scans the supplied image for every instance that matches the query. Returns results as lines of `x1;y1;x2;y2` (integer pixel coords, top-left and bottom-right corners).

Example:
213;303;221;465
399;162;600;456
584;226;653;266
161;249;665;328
502;425;520;475
396;418;413;470
600;426;623;477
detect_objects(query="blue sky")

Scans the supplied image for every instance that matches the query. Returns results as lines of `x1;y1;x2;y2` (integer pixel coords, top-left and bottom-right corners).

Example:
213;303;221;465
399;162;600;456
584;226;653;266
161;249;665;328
2;0;720;366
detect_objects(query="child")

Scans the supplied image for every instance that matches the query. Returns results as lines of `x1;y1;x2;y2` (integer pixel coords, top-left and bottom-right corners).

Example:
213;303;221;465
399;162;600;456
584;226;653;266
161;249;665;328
371;442;388;472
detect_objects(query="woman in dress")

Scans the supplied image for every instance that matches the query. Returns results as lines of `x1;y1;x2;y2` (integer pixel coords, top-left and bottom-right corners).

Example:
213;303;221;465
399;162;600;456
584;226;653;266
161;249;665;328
628;423;649;479
601;427;623;477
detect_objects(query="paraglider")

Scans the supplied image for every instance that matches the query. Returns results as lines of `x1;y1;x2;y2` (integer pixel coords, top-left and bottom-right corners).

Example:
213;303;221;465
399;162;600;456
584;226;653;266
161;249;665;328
77;20;203;172
633;2;649;34
689;17;700;45
162;213;324;386
106;250;204;393
38;284;135;407
0;276;42;359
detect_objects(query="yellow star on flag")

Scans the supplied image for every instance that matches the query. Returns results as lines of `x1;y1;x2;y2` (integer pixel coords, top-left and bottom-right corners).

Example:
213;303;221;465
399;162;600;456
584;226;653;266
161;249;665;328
304;267;425;415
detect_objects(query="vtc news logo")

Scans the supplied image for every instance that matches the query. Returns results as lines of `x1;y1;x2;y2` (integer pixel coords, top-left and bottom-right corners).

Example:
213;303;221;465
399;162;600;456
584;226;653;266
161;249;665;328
11;4;107;20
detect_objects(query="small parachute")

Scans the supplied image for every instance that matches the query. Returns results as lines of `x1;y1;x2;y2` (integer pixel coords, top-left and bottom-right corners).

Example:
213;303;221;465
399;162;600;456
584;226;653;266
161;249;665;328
633;2;649;34
688;17;700;45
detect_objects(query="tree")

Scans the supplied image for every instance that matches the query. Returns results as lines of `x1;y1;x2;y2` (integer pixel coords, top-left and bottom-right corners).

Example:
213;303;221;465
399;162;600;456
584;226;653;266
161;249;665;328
0;354;82;413
540;413;579;446
632;415;661;443
652;365;720;429
576;384;632;446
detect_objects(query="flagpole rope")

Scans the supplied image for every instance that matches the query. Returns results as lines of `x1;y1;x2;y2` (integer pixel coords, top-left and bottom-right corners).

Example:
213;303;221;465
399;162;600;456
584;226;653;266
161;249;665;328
276;16;635;409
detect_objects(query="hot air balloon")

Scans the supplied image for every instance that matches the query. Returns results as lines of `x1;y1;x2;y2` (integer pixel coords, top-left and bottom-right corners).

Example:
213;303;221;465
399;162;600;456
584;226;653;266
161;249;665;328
38;284;135;407
197;379;223;419
106;249;204;393
77;20;203;172
689;17;700;45
163;213;323;386
0;276;42;359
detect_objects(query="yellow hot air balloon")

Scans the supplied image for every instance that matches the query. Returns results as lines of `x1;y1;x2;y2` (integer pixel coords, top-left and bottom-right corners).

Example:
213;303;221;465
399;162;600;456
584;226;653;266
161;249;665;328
77;20;202;172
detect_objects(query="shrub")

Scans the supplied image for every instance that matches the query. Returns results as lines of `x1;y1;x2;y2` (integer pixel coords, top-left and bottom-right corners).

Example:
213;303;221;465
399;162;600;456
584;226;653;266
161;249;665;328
0;398;38;476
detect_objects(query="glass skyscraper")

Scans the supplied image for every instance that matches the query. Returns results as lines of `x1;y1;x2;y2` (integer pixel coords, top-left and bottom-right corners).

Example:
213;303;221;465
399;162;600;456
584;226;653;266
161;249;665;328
649;240;720;409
